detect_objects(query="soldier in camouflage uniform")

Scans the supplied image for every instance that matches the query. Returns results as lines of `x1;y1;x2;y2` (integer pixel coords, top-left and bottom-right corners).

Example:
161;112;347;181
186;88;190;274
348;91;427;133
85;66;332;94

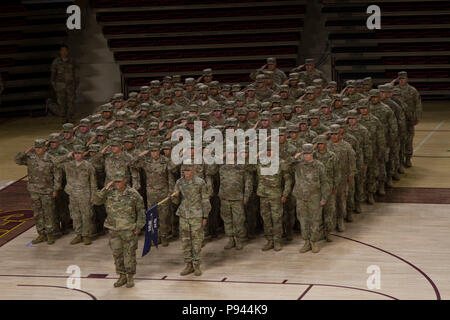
59;145;97;245
93;171;145;288
61;123;83;152
50;45;78;122
171;164;212;276
133;142;174;246
15;139;62;244
395;71;422;168
313;135;339;242
309;109;330;135
87;143;107;235
298;115;318;143
293;143;330;253
294;58;328;87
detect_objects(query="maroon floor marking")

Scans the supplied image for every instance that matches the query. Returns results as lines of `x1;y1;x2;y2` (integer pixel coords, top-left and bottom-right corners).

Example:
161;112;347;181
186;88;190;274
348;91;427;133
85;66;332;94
0;175;27;192
221;277;227;282
161;275;167;280
87;274;108;279
282;279;288;284
331;234;441;300
17;284;97;300
298;284;313;300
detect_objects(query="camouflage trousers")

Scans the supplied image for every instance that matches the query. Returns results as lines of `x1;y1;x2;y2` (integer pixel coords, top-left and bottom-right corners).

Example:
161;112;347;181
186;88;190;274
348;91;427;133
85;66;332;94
346;177;355;216
109;230;138;275
260;197;283;242
147;188;169;238
296;194;324;242
179;217;204;265
387;139;401;177
405;120;415;159
323;193;336;233
30;192;59;236
366;157;379;194
377;150;388;183
335;181;348;228
68;193;95;237
220;199;246;239
54;84;75;122
282;194;296;238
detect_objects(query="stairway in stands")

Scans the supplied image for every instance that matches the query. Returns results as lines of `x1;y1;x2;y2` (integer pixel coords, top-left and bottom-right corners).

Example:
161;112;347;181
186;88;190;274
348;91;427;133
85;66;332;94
0;0;74;117
322;0;450;99
92;0;306;93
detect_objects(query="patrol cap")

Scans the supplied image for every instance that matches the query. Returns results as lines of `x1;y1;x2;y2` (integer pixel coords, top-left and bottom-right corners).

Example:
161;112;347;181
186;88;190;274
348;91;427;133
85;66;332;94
99;103;112;112
247;104;258;112
126;115;138;125
186;115;198;124
148;142;160;151
234;92;245;101
398;71;408;79
314;135;328;144
48;133;61;142
260;101;271;111
327;81;337;88
115;111;127;121
306;86;316;94
237;107;248;115
79;118;90;127
393;87;401;95
198;85;209;94
88;144;100;152
289;72;300;80
140;102;150;111
267;57;277;65
203;68;213;76
199;113;210;121
225;117;237;127
136;128;146;136
209;81;220;89
162;140;173;150
278;126;287;135
313;79;323;88
173;83;184;91
164;113;175;122
150;80;161;88
256;74;265;83
347;109;359;118
129;92;138;99
355;79;363;88
263;70;274;79
163;76;172;83
123;135;135;143
173;75;181;83
288;124;299;132
320;102;330;109
151;103;161;112
279;84;289;93
148;122;159;130
112;93;124;101
333;94;343;101
368;89;380;97
95;126;106;136
346;80;356;88
363;77;372;85
224;101;235;110
271;95;281;103
231;84;241;92
110;137;122;146
330;124;341;134
298;115;309;124
305;58;315;65
185;78;196;86
181;163;195;171
308;108;320;118
246;84;256;91
336;118;347;127
302;143;314;153
260;111;271;120
271;107;282;115
112;171;126;181
282;105;293;114
378;84;389;93
188;103;199;112
357;102;369;109
180;111;190;119
140;86;150;92
342;97;351;106
163;90;174;98
127;95;137;102
73;144;85;153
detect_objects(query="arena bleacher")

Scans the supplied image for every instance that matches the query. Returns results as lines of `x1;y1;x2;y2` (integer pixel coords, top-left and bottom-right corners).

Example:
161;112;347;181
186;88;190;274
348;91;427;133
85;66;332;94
0;1;74;117
92;0;305;94
322;0;450;99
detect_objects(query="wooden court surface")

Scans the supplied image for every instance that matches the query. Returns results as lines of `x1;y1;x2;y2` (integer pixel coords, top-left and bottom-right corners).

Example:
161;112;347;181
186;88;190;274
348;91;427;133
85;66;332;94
0;102;449;300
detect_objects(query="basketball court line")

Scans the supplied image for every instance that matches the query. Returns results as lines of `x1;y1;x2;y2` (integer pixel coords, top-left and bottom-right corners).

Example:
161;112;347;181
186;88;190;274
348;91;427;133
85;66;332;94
414;120;446;153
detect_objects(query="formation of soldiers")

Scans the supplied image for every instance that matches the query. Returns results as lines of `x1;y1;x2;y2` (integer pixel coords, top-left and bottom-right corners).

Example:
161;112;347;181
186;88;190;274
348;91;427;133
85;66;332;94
15;57;422;289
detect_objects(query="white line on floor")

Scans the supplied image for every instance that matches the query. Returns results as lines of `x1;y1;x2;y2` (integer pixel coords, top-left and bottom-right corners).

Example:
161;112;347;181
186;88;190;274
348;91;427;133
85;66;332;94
414;120;446;154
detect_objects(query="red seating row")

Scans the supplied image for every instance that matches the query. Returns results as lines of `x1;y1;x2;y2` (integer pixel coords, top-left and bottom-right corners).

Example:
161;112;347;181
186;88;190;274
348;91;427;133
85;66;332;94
121;59;296;74
109;32;300;48
97;6;304;22
115;46;297;61
103;19;303;35
382;56;450;65
93;0;293;8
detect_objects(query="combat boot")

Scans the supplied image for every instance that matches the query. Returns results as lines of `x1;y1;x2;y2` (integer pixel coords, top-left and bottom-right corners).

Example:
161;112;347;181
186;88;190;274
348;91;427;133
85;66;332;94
161;236;169;247
273;241;282;251
392;172;400;181
367;193;375;205
193;263;202;276
224;237;235;249
354;201;362;214
261;240;274;251
114;274;127;287
378;183;386;196
235;238;243;250
405;157;412;168
83;236;92;245
398;166;405;174
32;234;47;244
346;212;353;222
311;241;320;253
286;230;293;241
180;263;194;276
325;232;333;242
299;240;311;253
337;218;345;232
386;177;393;188
70;235;82;245
126;274;135;288
47;234;56;245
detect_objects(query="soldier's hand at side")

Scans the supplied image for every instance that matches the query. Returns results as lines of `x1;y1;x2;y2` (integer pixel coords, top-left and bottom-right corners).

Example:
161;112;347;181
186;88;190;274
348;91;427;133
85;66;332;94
320;200;326;206
281;196;287;203
243;199;248;205
362;165;367;171
332;189;337;195
134;229;140;235
348;176;353;183
52;191;57;198
202;218;207;227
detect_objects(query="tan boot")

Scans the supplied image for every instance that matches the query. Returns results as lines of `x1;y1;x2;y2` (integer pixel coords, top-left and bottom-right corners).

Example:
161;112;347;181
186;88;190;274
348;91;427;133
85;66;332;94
114;274;127;288
299;240;311;253
392;172;400;181
161;236;169;247
311;241;320;253
346;212;353;222
180;263;194;276
273;241;282;251
378;183;386;196
261;240;274;251
47;234;56;245
32;234;47;244
193;263;202;276
235;238;243;250
405;157;412;168
354;201;362;214
367;193;375;205
224;237;235;250
70;235;82;245
386;177;393;188
337;218;345;232
325;232;333;242
126;274;135;288
83;236;92;245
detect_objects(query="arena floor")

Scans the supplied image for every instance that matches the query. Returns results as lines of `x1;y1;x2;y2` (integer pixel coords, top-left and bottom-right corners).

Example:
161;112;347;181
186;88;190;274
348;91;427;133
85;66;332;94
0;102;449;300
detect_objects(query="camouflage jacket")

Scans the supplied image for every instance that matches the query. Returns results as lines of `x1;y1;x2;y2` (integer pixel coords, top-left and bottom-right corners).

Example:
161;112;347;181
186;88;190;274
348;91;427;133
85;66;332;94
256;161;292;198
50;56;78;87
60;159;97;197
104;151;140;189
359;114;386;157
172;176;212;219
327;140;357;181
93;186;145;232
292;158;330;202
369;101;398;144
14;151;61;194
132;155;175;191
397;84;422;122
216;164;252;201
314;150;340;191
347;123;373;165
